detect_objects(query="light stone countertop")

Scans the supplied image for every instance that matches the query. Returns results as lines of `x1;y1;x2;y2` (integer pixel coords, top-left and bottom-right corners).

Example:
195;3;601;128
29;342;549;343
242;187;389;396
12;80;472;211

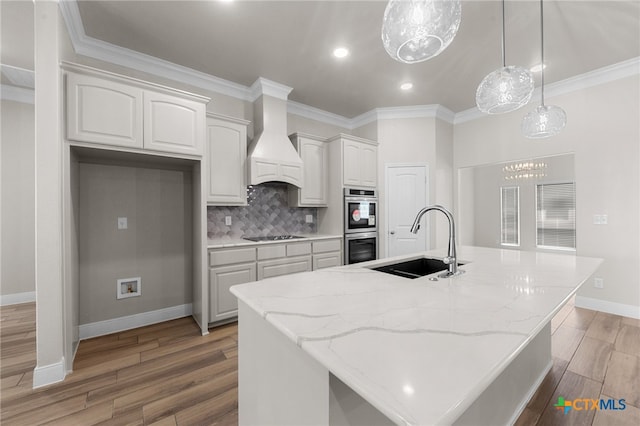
207;233;343;249
230;246;603;425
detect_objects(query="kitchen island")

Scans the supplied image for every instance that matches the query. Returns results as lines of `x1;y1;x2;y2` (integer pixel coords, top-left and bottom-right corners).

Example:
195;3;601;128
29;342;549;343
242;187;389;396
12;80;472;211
230;246;602;425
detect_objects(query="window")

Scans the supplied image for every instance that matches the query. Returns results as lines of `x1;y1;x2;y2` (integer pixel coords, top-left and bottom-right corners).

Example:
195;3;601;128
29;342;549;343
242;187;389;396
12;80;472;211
501;186;520;246
536;183;576;250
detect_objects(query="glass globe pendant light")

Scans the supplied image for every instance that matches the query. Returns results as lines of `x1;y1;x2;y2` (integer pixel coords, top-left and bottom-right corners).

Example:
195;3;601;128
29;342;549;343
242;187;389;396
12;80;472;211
476;0;534;114
381;0;462;64
522;0;567;138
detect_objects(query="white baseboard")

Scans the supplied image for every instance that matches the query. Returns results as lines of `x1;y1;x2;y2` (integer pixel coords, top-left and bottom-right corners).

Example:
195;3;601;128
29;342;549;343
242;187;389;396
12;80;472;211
575;296;640;319
0;291;36;306
79;303;193;340
33;358;66;389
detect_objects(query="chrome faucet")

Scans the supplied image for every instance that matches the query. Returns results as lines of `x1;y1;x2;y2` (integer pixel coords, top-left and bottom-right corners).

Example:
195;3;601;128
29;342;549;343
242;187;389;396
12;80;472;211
410;205;463;278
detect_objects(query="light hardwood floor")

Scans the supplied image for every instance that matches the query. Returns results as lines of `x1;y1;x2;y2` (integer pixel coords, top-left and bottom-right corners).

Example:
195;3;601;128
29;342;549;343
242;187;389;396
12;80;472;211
1;299;638;425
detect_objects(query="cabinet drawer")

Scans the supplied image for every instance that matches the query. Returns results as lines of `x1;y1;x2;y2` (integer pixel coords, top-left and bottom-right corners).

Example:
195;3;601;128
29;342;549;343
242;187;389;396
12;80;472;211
257;256;312;280
312;239;341;254
209;247;256;267
313;252;342;270
257;244;287;260
286;242;311;257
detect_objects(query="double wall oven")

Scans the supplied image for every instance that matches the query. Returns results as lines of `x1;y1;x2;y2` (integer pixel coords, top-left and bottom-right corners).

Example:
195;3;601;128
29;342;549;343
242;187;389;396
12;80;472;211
344;188;378;264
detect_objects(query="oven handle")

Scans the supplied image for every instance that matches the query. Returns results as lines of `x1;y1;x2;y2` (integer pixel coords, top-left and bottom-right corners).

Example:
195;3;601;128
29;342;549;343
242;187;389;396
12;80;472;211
344;197;378;203
345;232;378;240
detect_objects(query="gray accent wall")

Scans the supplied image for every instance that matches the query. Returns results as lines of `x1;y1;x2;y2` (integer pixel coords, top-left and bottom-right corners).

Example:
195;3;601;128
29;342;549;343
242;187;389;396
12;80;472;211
207;182;317;239
78;162;193;325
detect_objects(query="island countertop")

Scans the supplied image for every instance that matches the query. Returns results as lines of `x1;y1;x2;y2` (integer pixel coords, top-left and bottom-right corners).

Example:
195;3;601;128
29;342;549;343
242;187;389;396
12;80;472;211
230;246;602;425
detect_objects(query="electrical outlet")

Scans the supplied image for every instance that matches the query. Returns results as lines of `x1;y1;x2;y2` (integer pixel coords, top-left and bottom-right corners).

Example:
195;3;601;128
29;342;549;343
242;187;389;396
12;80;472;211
117;217;128;230
594;277;604;289
225;216;232;226
593;214;608;225
305;214;313;223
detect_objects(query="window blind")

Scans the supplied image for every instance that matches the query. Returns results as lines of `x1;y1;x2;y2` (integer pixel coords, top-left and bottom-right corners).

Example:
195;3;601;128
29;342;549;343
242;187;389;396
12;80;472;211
536;183;576;250
501;186;519;246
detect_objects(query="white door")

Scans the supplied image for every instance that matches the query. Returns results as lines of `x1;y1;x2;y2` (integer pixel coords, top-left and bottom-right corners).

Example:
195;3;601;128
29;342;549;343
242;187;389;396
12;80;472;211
386;165;428;257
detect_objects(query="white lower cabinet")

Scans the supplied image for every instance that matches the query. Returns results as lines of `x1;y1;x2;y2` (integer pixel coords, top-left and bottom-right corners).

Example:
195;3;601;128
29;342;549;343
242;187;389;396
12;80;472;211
312;238;342;270
208;237;342;324
209;262;256;322
257;256;312;280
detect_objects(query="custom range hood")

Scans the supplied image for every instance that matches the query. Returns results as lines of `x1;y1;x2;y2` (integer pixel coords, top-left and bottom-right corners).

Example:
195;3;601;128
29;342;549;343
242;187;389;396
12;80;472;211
247;78;303;188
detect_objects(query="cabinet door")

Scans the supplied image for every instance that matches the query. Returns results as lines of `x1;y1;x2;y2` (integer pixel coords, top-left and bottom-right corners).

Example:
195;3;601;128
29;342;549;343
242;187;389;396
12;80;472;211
257;256;312;280
312;252;342;270
207;118;248;205
67;72;143;148
343;140;362;186
360;145;378;187
299;139;328;205
143;91;205;156
209;263;256;322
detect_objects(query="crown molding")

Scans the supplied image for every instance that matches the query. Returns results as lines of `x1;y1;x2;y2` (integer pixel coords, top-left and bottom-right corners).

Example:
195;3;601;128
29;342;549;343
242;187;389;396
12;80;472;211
454;56;640;125
1;84;35;104
58;0;252;101
250;77;293;101
287;100;352;129
58;1;639;130
1;64;35;88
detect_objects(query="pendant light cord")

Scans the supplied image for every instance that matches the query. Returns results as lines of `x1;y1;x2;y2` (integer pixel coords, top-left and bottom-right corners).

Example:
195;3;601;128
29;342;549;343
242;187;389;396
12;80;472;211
540;0;545;106
501;0;506;67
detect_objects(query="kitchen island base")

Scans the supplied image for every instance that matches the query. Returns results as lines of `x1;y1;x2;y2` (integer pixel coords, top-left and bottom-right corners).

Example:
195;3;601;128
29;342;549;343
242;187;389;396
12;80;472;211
238;300;552;426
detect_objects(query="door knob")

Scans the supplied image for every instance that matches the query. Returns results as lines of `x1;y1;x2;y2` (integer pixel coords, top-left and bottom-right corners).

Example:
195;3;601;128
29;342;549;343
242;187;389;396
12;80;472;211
390;231;395;235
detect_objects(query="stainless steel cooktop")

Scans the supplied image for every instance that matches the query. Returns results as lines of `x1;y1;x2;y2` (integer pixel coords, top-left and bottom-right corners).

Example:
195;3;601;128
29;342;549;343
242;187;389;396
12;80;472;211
243;235;304;242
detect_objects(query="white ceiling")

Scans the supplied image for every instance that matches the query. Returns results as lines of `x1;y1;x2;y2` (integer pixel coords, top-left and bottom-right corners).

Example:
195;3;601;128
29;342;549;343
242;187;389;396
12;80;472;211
3;1;640;117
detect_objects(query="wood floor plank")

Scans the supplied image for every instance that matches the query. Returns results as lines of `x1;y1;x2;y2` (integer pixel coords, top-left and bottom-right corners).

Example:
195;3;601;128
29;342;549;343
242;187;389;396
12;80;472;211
94;406;144;426
174;387;238;426
614;325;640;357
0;393;88;425
563;307;597;331
147;415;178;426
141;370;237;424
1;372;24;389
567;336;613;382
112;356;236;415
585;312;621;344
75;335;138;357
41;400;114;425
536;370;602;426
74;340;159;370
65;353;140;383
621;316;640;328
116;317;195;340
140;334;235;363
552;324;585;362
551;302;574;333
602;351;640;408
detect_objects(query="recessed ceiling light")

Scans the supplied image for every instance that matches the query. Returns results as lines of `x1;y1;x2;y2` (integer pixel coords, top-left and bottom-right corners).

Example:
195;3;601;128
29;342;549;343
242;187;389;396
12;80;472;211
400;82;413;91
530;63;547;73
333;47;349;58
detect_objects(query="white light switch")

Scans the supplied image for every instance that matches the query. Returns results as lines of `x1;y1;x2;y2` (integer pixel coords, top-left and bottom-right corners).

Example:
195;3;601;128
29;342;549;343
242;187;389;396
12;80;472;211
593;214;608;225
305;214;313;223
594;277;604;289
117;217;128;230
225;216;232;226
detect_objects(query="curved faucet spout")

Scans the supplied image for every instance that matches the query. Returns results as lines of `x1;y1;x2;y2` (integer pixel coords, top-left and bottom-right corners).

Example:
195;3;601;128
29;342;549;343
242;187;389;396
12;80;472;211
410;205;462;278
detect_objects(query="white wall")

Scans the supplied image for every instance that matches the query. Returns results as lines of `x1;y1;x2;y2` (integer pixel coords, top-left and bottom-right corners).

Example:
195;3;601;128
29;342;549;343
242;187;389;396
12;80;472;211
1;100;35;300
374;117;454;258
454;75;640;316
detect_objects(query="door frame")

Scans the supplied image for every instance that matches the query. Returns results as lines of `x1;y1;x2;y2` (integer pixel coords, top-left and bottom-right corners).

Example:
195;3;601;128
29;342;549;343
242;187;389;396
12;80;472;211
384;163;430;258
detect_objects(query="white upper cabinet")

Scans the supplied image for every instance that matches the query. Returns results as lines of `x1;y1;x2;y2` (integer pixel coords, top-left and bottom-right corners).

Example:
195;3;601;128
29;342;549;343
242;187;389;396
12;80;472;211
64;63;209;157
331;134;378;188
289;133;328;207
206;114;250;205
67;72;143;149
143;91;205;156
